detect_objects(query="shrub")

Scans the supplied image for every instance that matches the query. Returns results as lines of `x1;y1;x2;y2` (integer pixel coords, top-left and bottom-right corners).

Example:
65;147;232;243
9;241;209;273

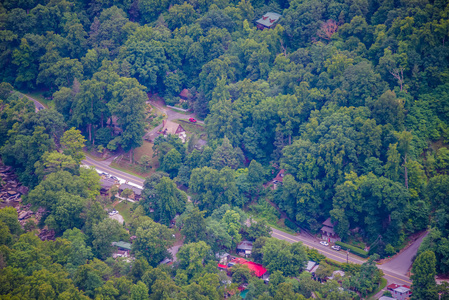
335;241;369;258
284;219;298;231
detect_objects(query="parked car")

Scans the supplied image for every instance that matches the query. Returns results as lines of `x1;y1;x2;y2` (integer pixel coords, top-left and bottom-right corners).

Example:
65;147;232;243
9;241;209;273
189;117;197;123
320;241;329;246
331;245;341;251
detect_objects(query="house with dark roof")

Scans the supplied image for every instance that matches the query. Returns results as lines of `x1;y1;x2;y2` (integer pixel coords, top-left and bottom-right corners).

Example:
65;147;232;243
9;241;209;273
236;240;253;257
320;218;340;243
255;12;281;30
160;120;186;143
100;177;119;195
119;183;143;201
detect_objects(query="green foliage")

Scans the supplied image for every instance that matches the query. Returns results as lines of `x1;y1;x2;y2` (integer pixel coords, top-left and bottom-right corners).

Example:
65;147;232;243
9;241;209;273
411;250;438;300
335;241;369;258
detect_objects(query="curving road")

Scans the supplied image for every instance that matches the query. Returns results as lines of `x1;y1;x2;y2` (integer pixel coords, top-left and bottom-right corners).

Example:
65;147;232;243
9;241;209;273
270;228;413;286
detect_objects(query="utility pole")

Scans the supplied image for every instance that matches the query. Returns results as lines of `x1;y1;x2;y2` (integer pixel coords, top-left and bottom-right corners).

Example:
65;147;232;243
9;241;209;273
347;249;350;264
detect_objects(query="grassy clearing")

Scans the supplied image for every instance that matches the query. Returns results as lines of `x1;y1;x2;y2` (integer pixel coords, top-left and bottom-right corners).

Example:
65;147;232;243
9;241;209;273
133;141;155;161
173;119;206;137
110;162;148;180
114;201;132;223
21;90;55;109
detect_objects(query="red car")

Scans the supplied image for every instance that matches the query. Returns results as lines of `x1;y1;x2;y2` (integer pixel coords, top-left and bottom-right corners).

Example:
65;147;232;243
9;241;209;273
189;118;197;123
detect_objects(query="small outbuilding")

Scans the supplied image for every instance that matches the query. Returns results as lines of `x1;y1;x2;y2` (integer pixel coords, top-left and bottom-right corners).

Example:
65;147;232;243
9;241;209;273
119;183;143;201
255;12;282;30
236;240;253;257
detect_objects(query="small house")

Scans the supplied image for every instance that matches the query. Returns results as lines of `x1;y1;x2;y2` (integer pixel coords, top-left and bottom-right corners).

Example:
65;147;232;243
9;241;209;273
119;183;143;201
272;169;285;189
320;218;341;243
100;177;119;195
255;12;281;30
391;286;411;300
306;261;317;272
160;120;187;143
236;240;253;257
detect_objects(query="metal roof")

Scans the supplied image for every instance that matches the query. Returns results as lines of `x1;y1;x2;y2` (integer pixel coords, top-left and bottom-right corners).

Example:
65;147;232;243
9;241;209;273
256;12;281;28
112;241;132;250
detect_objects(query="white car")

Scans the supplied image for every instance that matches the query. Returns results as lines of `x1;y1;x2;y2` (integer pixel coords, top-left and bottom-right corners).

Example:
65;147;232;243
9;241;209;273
331;245;341;251
320;241;329;246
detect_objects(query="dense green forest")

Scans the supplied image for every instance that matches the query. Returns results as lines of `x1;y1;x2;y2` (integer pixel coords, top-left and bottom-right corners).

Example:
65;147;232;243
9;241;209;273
1;0;449;297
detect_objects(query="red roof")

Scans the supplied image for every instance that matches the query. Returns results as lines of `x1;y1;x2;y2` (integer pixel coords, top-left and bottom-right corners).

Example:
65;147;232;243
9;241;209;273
387;284;400;290
230;257;267;277
218;264;227;269
273;169;285;182
244;261;267;277
387;284;410;290
179;89;191;99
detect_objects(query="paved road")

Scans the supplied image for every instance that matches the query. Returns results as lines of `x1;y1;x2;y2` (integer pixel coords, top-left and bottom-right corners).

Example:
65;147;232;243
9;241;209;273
271;228;413;286
83;155;145;186
381;231;428;276
18;92;45;111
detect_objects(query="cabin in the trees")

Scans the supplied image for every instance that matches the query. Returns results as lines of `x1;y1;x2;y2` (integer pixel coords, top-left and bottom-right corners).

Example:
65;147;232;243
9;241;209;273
179;89;191;100
236;240;253;257
161;120;187;143
320;218;341;243
100;177;119;196
255;12;281;30
119;183;143;201
272;169;285;189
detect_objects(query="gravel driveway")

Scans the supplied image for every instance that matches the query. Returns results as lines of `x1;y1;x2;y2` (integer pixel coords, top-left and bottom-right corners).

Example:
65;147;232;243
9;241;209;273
109;213;124;225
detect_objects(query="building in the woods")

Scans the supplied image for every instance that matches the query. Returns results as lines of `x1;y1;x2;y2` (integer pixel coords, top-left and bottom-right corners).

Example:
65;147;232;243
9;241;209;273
320;218;341;243
272;169;285;189
112;241;132;258
160;120;187;143
255;12;282;30
236;240;253;257
228;257;268;279
119;183;142;201
179;89;191;101
100;177;119;195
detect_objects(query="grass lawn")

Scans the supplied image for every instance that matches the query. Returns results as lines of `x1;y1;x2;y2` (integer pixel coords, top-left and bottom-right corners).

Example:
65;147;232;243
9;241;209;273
108;141;160;179
250;214;297;235
114;201;132;223
20;90;55;109
110;162;148;180
173;119;206;137
133;141;155;161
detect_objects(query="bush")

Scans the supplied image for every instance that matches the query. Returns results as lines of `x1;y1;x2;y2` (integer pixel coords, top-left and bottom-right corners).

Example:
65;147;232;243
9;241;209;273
335;241;369;258
284;219;298;231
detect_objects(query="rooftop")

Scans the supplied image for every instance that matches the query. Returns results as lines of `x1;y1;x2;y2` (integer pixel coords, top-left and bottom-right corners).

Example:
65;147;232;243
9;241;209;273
237;240;253;251
119;183;142;195
256;12;281;28
394;286;411;293
101;177;118;189
322;217;335;227
112;241;132;250
229;257;267;277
